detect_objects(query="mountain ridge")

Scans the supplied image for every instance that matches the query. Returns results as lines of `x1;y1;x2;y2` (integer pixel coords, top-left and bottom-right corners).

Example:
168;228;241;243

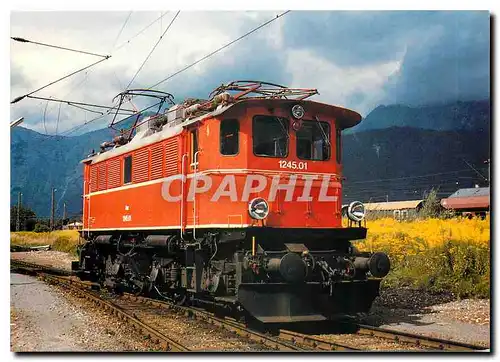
10;100;490;217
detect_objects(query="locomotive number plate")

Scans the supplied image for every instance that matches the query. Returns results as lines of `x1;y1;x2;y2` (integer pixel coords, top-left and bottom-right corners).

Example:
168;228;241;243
278;160;308;170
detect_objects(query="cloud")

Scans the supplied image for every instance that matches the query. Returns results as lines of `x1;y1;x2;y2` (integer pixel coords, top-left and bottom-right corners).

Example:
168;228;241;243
382;11;490;106
285;48;401;115
10;11;490;134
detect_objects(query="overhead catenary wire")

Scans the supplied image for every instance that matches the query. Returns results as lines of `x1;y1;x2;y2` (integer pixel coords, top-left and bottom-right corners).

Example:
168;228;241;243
145;11;291;90
61;100;163;137
39;12;164;135
10;37;110;58
42;98;50;134
115;11;170;51
55;102;62;136
343;169;483;185
26;95;137;113
110;11;133;51
11;56;111;104
21;11;290;135
125;11;181;90
71;11;170;110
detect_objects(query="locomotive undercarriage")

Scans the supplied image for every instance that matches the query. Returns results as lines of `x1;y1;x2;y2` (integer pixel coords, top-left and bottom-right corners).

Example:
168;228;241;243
74;227;390;323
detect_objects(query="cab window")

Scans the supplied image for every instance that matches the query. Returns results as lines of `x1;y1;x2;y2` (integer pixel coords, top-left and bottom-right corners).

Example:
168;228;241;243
253;115;289;158
296;121;330;161
123;155;132;184
220;119;239;155
190;129;199;168
336;128;341;163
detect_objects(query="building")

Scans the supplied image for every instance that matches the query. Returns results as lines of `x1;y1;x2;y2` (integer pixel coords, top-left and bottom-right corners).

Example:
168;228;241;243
441;187;489;218
63;221;83;230
363;200;424;220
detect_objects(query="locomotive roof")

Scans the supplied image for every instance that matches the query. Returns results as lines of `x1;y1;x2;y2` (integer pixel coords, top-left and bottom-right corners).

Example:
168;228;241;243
81;98;361;165
182;98;362;130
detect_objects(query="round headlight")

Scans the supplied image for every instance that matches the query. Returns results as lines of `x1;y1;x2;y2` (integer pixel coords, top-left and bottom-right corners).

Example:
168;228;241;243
347;201;366;222
291;104;305;119
248;198;269;220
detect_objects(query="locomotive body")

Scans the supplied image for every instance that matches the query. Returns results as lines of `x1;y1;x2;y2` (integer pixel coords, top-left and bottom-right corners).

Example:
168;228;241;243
75;81;390;323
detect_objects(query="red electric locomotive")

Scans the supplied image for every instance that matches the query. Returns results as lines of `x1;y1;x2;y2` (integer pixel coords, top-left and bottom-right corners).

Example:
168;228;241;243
74;81;390;323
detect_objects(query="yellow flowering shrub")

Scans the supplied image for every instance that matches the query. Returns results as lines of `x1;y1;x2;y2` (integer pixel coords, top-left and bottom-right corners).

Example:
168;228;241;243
355;216;490;298
11;230;81;255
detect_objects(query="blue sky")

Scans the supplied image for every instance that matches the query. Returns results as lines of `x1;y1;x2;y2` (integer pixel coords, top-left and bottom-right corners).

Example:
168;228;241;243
10;10;490;135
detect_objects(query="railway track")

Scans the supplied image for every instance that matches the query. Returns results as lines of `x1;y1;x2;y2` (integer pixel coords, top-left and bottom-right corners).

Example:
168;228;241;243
10;259;302;351
10;259;487;352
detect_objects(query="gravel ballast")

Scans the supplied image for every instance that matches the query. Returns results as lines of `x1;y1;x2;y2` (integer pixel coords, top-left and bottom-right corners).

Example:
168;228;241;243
10;273;158;352
10;250;491;350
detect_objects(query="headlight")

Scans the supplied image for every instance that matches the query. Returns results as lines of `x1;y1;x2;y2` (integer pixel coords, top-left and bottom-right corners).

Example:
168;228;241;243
248;198;269;220
347;201;365;222
291;104;305;119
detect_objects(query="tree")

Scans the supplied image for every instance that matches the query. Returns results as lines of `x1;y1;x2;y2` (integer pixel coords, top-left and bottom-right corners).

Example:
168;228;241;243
420;188;444;218
10;205;37;231
33;223;51;233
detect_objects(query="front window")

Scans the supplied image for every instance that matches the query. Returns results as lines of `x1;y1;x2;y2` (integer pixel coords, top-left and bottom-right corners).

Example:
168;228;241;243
220;119;239;155
296;120;331;161
253;115;289;157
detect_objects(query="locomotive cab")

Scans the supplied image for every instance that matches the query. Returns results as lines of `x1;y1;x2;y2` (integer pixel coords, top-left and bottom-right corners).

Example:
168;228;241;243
76;81;390;323
189;99;389;322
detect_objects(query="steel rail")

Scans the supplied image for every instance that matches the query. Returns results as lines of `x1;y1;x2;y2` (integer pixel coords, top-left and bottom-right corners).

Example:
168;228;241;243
353;323;486;351
10;260;189;352
10;259;487;352
124;294;304;352
276;329;358;351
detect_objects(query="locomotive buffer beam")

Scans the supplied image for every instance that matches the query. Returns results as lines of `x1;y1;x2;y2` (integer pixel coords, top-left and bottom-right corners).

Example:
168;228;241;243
237;279;382;324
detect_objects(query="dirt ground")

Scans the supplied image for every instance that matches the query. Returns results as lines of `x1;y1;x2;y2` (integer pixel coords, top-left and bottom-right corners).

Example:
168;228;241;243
365;287;490;348
10;272;158;352
10;251;491;350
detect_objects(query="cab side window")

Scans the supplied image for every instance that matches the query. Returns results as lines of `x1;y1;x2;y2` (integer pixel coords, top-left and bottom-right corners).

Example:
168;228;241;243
220;119;239;155
190;129;199;168
123;155;132;184
336;128;342;164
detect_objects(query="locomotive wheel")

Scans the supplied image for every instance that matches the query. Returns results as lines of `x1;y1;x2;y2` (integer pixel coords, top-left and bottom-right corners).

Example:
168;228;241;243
172;291;187;305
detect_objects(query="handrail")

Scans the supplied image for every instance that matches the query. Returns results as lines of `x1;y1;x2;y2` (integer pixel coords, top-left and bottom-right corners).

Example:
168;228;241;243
192;150;200;241
180;153;188;241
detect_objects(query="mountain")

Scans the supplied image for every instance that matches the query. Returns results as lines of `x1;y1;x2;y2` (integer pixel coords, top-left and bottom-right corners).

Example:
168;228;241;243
342;127;490;203
10;126;113;218
10;101;490;218
10;111;157;218
349;100;490;133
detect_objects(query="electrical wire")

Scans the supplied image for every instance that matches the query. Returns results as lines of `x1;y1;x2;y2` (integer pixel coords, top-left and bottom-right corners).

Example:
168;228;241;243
61;100;163;137
42;98;50;134
145;10;291;90
10;37;109;58
26;95;137;113
55;102;62;136
125;11;180;90
11;56;111;104
110;11;133;51
343;169;481;185
20;11;289;134
115;11;170;51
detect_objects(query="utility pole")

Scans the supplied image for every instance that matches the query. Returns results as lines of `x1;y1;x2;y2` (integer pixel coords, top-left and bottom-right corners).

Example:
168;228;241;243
50;188;56;231
16;192;22;232
484;159;491;186
63;202;67;223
